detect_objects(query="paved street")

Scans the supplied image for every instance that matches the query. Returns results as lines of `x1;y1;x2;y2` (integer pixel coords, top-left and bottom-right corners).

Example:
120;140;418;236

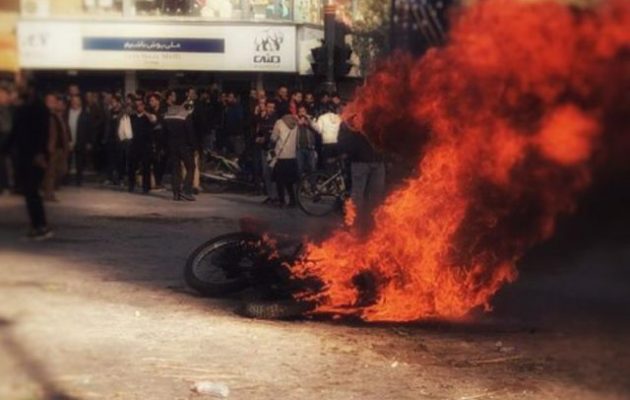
1;186;629;400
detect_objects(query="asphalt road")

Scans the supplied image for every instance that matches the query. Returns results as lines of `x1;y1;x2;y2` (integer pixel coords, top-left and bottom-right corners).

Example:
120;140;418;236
0;185;628;400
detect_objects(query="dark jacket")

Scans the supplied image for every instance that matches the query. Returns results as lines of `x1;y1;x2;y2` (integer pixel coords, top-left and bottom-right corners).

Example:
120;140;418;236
224;103;244;137
130;113;154;150
48;113;70;154
297;115;318;149
337;123;381;163
255;112;278;150
191;99;210;145
151;106;167;151
275;98;290;117
4;98;49;167
88;102;106;146
163;105;196;151
104;108;122;144
67;108;94;149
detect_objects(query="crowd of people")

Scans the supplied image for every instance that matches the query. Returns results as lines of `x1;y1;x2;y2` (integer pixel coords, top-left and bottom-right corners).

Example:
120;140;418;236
1;78;387;239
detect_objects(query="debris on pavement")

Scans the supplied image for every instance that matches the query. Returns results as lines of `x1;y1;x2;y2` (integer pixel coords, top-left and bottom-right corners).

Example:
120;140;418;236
190;381;230;398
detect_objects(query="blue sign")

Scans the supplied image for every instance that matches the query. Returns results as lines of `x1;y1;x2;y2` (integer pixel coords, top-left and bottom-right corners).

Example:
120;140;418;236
83;37;225;53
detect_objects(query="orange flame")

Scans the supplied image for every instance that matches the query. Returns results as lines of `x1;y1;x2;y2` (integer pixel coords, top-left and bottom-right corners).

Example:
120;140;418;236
291;0;630;322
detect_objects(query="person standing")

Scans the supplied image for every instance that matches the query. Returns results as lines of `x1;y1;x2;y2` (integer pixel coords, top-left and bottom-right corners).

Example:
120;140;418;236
270;114;299;207
316;92;332;116
0;85;13;195
128;98;155;194
289;90;303;116
163;103;196;201
211;91;227;152
43;93;70;202
187;88;208;193
86;91;106;174
274;85;290;117
337;119;386;234
66;95;93;186
304;92;316;115
104;95;124;185
330;93;342;113
254;100;278;204
315;108;342;169
223;92;244;155
1;81;52;239
296;105;319;177
148;93;167;188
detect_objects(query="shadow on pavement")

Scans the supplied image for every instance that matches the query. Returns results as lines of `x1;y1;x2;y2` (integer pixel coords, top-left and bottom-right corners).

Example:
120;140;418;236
0;318;80;400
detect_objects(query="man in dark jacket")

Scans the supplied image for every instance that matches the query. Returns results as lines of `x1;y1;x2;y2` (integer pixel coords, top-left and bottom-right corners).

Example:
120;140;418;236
86;91;106;173
337;120;386;234
222;92;244;155
43;93;70;202
0;85;13;194
67;95;93;186
1;82;52;239
128;98;155;193
148;93;167;188
296;104;319;177
254;100;278;203
274;85;290;117
104;95;123;185
163;104;196;201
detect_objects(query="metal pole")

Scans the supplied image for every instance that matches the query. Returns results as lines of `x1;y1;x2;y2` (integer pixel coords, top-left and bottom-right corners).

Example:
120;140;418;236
389;0;396;52
323;0;336;94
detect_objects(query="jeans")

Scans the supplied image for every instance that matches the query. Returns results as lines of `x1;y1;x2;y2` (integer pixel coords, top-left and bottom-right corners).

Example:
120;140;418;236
19;164;47;229
0;154;10;192
171;146;195;196
350;162;386;233
128;144;152;193
296;148;317;177
68;147;87;186
260;149;276;199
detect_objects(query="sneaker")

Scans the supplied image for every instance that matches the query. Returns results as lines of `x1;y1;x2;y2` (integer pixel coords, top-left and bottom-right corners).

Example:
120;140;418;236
173;193;183;201
44;195;59;203
27;227;54;241
181;192;196;202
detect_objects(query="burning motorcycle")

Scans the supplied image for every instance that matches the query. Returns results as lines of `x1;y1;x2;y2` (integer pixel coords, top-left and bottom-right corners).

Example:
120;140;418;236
184;221;314;319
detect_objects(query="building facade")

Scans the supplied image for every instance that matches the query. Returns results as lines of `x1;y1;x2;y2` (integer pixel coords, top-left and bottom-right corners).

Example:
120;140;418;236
14;0;358;94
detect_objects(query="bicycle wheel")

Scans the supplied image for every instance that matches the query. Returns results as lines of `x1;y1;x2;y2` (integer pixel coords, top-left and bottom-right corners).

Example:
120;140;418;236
297;172;343;217
184;233;263;297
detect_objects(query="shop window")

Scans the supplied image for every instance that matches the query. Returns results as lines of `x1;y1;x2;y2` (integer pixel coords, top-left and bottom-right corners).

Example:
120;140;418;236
132;0;246;18
250;0;291;21
83;0;123;14
294;0;322;24
130;0;295;21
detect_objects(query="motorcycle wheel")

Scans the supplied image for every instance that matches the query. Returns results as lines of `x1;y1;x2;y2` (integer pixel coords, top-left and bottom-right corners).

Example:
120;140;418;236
184;232;263;297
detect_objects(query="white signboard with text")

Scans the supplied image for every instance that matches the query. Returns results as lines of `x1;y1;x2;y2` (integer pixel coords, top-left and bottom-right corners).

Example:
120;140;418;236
18;21;297;72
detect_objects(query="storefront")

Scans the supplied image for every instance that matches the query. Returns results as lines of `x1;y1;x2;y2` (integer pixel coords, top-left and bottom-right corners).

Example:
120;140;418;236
15;1;345;93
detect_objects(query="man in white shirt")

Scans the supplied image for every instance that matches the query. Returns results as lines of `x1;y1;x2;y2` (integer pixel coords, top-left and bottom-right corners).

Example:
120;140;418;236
68;103;80;146
66;95;92;186
315;110;342;167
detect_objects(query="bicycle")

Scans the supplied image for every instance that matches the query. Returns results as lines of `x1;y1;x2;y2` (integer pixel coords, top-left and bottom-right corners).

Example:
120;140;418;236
296;159;349;217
